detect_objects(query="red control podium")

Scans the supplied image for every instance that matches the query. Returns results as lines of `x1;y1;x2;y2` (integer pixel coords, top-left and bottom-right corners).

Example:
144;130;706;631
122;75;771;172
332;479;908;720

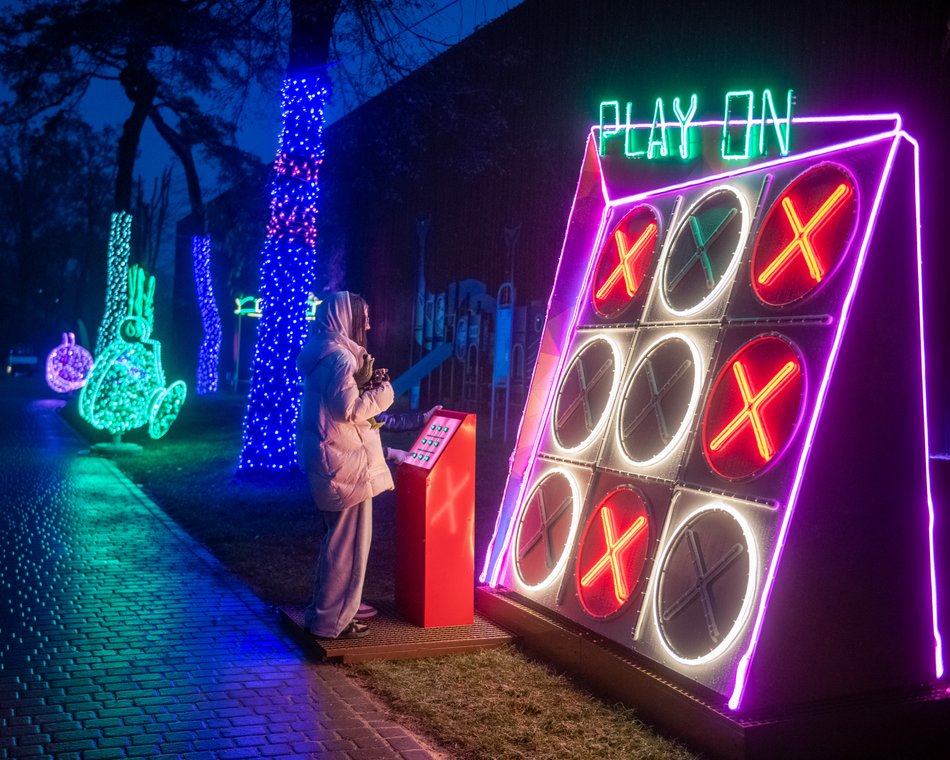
395;410;476;627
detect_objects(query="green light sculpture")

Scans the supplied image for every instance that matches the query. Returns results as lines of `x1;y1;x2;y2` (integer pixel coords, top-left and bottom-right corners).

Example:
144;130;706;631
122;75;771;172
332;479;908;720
79;265;187;442
94;212;133;357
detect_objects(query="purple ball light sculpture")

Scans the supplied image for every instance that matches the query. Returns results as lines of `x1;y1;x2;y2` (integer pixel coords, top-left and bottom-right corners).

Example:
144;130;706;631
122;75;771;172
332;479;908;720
46;332;94;393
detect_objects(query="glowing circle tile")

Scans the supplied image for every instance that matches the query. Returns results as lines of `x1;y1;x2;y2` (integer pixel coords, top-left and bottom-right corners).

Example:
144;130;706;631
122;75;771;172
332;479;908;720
618;334;701;466
553;337;621;452
702;335;804;480
661;186;749;316
514;469;580;590
656;506;754;662
576;486;651;619
591;205;659;319
752;164;857;307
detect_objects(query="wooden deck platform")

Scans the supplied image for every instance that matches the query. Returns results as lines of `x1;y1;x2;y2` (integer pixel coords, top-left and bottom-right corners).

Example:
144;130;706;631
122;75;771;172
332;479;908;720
279;598;514;663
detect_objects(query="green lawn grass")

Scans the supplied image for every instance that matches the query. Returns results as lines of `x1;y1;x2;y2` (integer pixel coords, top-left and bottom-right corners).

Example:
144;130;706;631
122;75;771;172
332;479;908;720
62;391;697;760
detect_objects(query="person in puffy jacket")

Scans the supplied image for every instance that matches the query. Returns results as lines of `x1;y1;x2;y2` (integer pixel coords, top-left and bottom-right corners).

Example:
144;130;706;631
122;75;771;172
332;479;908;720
296;291;394;639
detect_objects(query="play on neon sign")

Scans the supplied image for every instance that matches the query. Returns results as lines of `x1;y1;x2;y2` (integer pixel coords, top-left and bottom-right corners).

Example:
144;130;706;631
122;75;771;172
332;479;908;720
599;88;794;161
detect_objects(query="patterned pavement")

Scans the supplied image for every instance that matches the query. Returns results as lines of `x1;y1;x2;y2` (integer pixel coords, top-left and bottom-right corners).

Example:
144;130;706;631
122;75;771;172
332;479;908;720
0;383;444;759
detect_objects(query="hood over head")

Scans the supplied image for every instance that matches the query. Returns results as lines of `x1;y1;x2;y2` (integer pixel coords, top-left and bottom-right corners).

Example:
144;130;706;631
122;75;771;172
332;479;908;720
296;291;366;375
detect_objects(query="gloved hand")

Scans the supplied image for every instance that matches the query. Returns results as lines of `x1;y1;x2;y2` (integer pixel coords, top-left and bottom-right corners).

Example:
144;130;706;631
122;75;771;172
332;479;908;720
384;447;410;464
354;353;374;388
423;405;443;423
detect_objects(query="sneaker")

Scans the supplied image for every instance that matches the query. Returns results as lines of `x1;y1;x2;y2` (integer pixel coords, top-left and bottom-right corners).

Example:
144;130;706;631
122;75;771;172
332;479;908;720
314;620;369;640
354;602;378;620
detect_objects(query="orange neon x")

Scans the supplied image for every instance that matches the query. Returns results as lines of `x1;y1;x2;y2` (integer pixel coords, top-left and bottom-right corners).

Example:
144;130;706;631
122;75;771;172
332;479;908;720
580;509;647;603
757;183;852;286
595;223;658;301
709;359;800;461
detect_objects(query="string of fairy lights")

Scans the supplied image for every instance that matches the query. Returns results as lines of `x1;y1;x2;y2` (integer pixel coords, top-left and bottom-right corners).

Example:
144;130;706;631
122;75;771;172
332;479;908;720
192;235;222;394
238;74;329;472
94;212;132;358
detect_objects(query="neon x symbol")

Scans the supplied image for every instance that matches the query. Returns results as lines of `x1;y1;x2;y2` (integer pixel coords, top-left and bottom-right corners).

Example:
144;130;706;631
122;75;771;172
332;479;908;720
519;490;573;570
668;208;738;291
431;473;471;533
595;223;658;301
661;527;745;643
710;359;799;461
556;354;613;432
580;508;647;603
757;183;852;286
622;358;693;444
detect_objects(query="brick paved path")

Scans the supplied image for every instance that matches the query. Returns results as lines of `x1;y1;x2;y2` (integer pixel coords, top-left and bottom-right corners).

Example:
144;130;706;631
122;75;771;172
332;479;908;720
0;389;444;759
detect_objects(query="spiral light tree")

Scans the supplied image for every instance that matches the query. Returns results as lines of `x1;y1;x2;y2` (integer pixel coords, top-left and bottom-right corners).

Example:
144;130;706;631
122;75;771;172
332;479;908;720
192;235;222;394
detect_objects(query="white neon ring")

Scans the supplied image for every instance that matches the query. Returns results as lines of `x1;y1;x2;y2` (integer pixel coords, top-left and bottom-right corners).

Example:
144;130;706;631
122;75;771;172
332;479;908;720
552;335;624;454
512;467;583;592
652;502;759;666
616;332;703;468
659;184;751;318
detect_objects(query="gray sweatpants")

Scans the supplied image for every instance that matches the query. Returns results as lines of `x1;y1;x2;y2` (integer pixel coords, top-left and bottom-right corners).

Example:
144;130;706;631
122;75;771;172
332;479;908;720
304;499;372;637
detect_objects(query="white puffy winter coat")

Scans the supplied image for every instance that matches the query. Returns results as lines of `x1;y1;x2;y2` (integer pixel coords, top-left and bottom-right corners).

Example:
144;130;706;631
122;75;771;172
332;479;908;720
296;293;394;511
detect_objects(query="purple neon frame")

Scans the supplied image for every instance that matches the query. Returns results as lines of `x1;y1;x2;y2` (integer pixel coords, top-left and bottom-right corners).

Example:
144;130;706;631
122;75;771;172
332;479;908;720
480;113;944;709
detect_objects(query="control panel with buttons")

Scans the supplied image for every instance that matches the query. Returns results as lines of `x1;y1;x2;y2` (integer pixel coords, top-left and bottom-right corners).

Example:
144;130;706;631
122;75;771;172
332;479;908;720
405;414;461;470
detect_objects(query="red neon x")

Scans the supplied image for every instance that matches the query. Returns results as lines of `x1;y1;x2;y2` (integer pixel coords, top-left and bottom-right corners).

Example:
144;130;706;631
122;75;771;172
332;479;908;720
595;222;658;301
757;183;852;286
431;473;471;533
709;359;800;461
580;509;647;603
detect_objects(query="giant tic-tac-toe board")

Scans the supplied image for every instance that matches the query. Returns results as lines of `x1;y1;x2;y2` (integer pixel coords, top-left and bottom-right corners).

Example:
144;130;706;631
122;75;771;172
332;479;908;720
482;108;945;713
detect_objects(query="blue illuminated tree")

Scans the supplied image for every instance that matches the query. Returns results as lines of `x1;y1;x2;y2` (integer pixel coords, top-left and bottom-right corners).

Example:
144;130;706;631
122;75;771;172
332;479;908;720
237;1;336;472
238;0;452;472
238;0;474;472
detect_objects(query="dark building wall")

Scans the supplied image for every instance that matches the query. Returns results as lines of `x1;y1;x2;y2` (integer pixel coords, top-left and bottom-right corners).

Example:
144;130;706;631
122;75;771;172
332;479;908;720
183;0;949;403
315;0;949;380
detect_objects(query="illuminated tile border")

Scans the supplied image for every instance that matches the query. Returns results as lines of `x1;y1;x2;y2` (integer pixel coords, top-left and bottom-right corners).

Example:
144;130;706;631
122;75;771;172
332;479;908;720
727;129;945;708
484;118;897;581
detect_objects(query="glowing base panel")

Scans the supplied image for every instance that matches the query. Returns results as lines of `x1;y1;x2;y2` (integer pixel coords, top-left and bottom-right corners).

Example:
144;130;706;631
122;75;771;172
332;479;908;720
482;114;943;714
